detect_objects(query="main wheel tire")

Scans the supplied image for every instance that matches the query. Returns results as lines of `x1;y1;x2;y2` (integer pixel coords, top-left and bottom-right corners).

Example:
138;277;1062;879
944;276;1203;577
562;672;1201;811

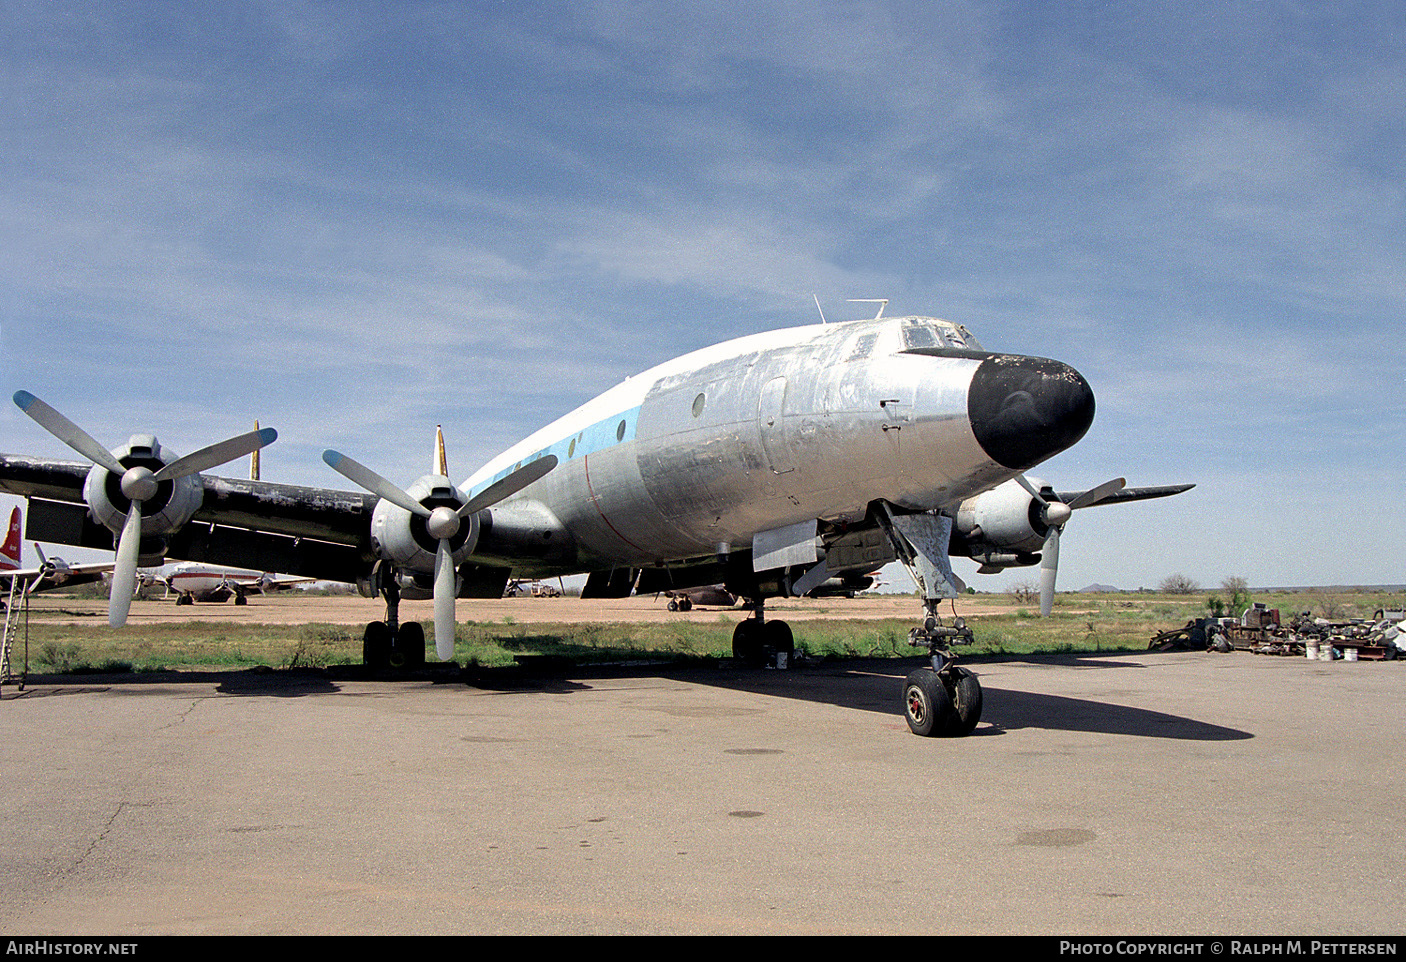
733;620;764;665
397;622;427;669
903;669;954;737
942;667;983;737
764;619;794;655
363;621;391;670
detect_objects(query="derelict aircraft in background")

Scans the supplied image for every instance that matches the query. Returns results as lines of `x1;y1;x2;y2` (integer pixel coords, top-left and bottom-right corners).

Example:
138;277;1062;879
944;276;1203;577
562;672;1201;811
1;505;115;601
138;561;313;606
0;309;1191;736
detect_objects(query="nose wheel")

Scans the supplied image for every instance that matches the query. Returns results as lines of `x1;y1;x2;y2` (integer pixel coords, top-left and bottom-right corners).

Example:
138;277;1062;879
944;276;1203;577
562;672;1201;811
903;604;982;737
903;664;982;737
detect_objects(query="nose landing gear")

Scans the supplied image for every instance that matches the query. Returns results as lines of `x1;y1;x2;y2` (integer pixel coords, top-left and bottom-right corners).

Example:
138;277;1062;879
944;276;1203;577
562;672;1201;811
903;608;982;736
873;504;986;737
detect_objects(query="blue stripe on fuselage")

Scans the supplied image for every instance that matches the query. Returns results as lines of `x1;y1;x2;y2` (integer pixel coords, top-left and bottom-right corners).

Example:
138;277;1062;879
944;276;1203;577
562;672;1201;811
468;405;642;497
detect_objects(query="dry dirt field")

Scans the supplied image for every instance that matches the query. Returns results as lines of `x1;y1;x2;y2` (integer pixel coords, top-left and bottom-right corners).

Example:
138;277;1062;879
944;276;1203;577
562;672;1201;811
19;591;1013;627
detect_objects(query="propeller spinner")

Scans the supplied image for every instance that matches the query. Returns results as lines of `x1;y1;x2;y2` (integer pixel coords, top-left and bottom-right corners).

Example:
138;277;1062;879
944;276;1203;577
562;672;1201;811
12;391;276;627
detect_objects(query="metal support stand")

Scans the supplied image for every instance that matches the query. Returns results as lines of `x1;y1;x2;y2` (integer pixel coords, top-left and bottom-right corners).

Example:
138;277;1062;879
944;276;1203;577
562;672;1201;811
2;577;31;694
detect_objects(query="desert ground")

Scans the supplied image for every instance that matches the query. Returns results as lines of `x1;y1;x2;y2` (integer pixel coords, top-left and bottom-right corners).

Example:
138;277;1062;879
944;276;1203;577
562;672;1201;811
17;590;1014;627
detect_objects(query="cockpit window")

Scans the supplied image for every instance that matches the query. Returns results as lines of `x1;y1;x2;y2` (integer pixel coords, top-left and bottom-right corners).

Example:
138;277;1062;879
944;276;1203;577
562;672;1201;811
901;319;985;352
954;324;983;350
902;322;942;350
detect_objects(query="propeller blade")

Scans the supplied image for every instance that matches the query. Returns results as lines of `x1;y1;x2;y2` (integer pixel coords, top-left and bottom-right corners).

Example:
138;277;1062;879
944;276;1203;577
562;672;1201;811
110;504;144;627
1014;473;1047;505
154;427;277;482
12;391;125;474
433;538;457;660
1021;477;1125;617
1066;477;1126;511
1039;527;1060;617
1017;473;1071;526
322;450;432;518
458;456;558;517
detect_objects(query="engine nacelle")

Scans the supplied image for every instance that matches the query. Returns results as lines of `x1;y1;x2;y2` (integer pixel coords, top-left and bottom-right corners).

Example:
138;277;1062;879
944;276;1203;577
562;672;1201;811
953;476;1053;562
808;573;876;598
368;474;480;575
970;551;1041;572
81;434;203;553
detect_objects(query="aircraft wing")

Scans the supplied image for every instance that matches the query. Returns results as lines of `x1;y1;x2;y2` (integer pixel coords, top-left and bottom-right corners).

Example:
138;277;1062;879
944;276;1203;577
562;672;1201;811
250;574;320;593
0;453;377;585
2;560;115;595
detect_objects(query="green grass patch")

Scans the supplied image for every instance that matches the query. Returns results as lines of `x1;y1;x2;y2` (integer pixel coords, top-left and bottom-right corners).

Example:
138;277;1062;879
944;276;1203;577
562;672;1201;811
13;587;1401;675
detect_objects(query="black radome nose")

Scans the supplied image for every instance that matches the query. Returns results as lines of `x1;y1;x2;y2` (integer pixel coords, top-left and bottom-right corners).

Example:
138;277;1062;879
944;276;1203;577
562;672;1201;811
968;355;1096;471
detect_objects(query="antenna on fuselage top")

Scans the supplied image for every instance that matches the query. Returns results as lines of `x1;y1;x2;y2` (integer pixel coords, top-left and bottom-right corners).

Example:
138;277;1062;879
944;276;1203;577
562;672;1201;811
251;421;260;480
813;294;828;324
848;298;888;320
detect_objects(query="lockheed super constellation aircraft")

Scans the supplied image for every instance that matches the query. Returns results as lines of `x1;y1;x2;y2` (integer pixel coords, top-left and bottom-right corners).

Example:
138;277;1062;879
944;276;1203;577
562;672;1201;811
138;561;314;606
0;314;1190;736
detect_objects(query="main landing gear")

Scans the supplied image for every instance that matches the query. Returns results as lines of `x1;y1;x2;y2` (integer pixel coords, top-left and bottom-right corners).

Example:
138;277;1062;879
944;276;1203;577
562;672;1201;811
361;564;428;671
731;601;794;667
726;591;983;736
902;600;982;737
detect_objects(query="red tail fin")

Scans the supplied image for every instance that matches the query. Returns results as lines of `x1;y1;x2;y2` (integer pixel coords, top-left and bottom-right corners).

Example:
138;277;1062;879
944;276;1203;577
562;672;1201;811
1;507;21;571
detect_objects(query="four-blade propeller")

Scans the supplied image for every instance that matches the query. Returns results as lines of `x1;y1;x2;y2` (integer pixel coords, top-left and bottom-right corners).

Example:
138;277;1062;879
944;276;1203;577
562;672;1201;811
322;450;557;660
1016;474;1126;616
12;391;276;627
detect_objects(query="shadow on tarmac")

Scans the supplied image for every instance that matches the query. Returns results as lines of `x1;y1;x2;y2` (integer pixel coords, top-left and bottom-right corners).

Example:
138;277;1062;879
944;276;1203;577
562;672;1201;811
5;649;1252;742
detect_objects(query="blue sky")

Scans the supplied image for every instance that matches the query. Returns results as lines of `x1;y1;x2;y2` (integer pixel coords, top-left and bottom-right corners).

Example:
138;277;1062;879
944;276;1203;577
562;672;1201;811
2;1;1403;593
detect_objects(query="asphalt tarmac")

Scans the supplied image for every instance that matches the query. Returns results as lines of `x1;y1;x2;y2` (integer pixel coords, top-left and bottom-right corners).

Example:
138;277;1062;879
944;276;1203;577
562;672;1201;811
1;647;1401;936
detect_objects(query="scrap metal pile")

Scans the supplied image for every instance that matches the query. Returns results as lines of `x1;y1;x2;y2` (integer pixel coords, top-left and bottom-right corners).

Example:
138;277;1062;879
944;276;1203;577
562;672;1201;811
1150;604;1405;660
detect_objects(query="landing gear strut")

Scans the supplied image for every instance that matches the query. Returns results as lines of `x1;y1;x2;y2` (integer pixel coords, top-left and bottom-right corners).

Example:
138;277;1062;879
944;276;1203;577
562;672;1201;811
902;600;982;737
731;600;793;667
873;504;985;737
362;563;427;671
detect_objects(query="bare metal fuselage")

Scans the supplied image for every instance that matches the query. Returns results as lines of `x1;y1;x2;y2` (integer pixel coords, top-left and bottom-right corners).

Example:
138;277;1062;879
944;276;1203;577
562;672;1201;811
468;316;1090;579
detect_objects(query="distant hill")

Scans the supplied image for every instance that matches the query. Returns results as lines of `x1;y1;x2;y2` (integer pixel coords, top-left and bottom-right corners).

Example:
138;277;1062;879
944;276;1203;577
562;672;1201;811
1078;583;1122;593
